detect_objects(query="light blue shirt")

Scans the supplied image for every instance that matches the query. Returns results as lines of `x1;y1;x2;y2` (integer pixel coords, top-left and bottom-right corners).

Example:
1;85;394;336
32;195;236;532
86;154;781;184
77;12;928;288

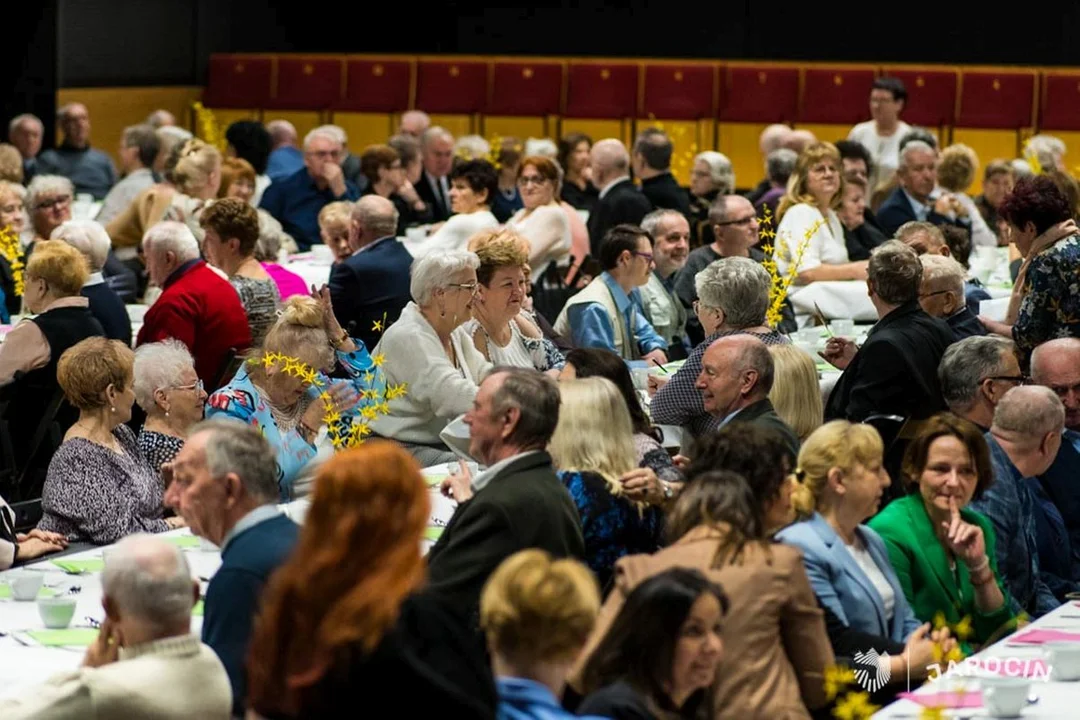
566;272;666;358
220;504;282;554
903;189;932;222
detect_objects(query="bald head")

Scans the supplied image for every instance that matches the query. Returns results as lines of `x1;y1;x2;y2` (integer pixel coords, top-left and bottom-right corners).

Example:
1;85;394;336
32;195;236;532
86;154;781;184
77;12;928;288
266;120;297;149
704;335;775;394
400;110;431;138
590;139;631;188
784;129;817;154
351;194;399;249
760;124;794;156
1031;338;1080;431
992;386;1065;476
146;109;176;128
102;534;196;634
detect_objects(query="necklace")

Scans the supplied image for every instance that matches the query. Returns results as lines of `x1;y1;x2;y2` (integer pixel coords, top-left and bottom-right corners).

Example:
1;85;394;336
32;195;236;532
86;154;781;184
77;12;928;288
253;381;307;432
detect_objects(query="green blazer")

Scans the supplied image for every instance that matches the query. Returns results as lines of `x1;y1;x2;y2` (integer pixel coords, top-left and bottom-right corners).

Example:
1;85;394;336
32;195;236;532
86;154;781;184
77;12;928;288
868;494;1017;652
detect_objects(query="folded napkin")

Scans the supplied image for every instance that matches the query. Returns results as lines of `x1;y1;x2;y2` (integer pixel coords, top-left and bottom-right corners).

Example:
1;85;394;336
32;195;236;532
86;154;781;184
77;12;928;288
1009;628;1080;645
193;600;204;617
898;690;982;709
26;628;99;647
165;536;201;549
51;558;105;574
424;526;444;541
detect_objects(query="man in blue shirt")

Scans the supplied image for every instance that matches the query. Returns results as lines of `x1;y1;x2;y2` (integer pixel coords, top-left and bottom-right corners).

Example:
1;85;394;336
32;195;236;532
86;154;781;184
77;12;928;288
166;419;300;718
264;119;304;181
260;127;360;249
553;224;667;363
36;103;116;200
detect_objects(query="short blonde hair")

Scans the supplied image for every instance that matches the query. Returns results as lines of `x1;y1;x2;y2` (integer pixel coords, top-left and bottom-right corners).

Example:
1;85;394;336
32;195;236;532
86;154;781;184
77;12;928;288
790;420;884;518
318;200;353;236
262;296;335;371
548;377;636;493
173;139;222;195
768;345;823;443
25;240;89;296
480;549;600;665
777;142;844;221
937;144;978;193
467;228;530;285
0;144;23;183
57;337;135;411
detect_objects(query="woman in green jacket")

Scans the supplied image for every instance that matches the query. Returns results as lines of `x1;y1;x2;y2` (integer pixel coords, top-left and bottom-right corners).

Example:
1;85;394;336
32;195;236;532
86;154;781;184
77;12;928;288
869;414;1017;653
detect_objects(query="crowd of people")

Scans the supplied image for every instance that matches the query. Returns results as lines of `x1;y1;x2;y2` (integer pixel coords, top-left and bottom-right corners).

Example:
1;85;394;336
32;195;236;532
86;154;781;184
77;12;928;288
1;75;1080;718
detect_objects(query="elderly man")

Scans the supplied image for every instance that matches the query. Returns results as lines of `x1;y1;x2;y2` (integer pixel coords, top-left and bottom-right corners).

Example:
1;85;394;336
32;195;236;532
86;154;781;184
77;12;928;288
137;222;251;385
96;124;160;224
554;224;667;363
51;220;132;344
898;220;991;314
746;124;793;204
693;334;799;457
0;534;231;719
36;103;117;200
329;195;412;351
753;147;799;222
633;128;690;217
919;254;986;340
415;126;456;222
260;127;360;250
1032;339;1080;433
430;367;585;623
146;109;176;128
264;119;303;181
876;141;971;237
8;113;43;180
823;240;953;421
970;386;1066;617
587;138;653;256
400;109;432;138
652;257;788;438
939;336;1024;431
847;77;912;191
314;123;366;192
167;419;300;717
637;209;690;358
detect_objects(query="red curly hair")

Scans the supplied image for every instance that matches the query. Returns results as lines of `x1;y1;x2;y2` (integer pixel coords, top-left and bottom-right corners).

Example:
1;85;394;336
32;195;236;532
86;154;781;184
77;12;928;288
245;441;430;714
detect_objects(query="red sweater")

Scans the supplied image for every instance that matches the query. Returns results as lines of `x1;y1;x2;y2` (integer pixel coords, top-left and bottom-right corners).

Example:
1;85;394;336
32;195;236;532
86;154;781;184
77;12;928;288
137;261;252;385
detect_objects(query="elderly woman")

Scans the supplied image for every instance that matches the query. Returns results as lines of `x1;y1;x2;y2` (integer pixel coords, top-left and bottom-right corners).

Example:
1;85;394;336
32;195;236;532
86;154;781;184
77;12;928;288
974;160;1014;244
506;155;572;280
493;138;524;223
838;174;887;262
317;200;353;264
370;249;492;465
558;133;597;212
980;175;1080;368
217;156;298;259
869;413;1016;652
206;293;380;500
937;144;996;248
778;421;951;681
768;344;823;443
456;228;564;371
687;151;735;249
0;144;23;184
133;339;207;474
361;143;432;235
0;180;27;317
50;220;132;345
1024;134;1067;172
776;142;869;285
199;197;281;347
26;175;73;245
421;159;500;256
39;337;184;543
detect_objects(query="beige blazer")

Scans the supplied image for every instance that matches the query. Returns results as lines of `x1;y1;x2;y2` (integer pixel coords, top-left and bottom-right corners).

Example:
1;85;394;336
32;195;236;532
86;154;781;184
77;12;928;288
570;526;834;720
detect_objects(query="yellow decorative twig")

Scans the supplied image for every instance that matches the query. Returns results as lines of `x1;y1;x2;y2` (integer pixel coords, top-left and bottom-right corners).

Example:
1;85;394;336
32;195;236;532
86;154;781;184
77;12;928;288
760;206;822;328
191;101;227;154
0;225;25;299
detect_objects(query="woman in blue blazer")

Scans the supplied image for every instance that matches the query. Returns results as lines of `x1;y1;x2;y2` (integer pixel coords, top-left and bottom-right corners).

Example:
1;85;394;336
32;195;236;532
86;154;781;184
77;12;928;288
777;420;957;681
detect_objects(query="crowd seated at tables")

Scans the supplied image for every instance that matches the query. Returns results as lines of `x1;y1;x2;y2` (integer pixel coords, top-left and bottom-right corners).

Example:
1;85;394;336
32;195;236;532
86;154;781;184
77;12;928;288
4;83;1080;719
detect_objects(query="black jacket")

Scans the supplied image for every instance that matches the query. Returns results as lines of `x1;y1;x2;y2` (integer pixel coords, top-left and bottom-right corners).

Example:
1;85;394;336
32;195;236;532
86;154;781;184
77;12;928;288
729;397;801;461
876;187;972;238
587;179;653;257
946;307;987;341
328;237;413;352
415;170;451;222
825;301;954;422
843;222;888;262
640;172;690;217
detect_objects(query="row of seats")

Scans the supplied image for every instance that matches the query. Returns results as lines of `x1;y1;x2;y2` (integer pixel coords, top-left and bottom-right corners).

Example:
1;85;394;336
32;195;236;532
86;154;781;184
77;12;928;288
204;54;1080;130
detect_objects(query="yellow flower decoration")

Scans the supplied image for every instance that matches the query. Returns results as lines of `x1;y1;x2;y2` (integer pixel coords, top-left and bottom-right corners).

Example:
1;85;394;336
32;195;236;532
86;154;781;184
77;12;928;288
823;665;856;701
952;615;973;641
0;225;25;298
361;405;379;421
191;101;227;153
832;691;878;720
919;708;945;720
371;353;386;367
760;206;822;328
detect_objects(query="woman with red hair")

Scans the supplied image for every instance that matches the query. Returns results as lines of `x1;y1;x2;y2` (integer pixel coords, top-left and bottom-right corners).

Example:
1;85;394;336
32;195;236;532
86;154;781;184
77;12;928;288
245;441;496;718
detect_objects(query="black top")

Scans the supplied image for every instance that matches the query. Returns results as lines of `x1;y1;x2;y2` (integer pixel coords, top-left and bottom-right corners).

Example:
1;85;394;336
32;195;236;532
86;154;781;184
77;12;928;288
0;255;20;317
946;307;987;341
744;178;772;205
579;680;703;720
843;222;888;262
328;236;413;352
640;173;691;217
415;170;452;222
587;179;653;257
81;282;132;346
562;180;599;213
687;189;719;249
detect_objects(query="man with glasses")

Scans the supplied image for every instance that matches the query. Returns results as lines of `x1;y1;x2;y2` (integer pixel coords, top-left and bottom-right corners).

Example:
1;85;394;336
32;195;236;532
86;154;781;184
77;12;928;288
36;103;117;200
259;127;360;250
918;254;986;341
554;224;667;363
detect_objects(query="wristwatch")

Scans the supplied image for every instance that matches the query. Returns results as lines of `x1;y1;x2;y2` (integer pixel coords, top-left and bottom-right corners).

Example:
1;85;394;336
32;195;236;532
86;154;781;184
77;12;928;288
661;481;675;501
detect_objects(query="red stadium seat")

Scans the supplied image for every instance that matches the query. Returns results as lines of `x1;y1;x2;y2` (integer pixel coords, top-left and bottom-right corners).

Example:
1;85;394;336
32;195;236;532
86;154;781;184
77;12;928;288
957;71;1038;128
204;55;272;109
565;63;640;119
643;63;716;120
720;66;799;123
335;59;412;113
487;61;563;116
415;60;489;114
800;68;877;124
1041;71;1080;131
270;57;343;110
880;68;958;128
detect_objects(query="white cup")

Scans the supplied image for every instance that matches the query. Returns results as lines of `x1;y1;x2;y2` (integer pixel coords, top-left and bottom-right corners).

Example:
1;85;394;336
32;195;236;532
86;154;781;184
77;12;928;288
631;367;650;391
980;676;1030;717
10;572;43;601
832;319;855;338
1047;641;1080;681
37;596;77;629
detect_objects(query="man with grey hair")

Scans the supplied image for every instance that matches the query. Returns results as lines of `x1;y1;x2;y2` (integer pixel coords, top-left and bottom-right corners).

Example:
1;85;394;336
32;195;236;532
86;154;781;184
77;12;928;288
1032;338;1080;433
587;138;653;256
754;147;799;220
51;219;132;344
260;126;360;250
97;123;160;224
938;336;1023;430
400;109;432;138
265;118;303;180
746;123;793;204
633;128;690;217
415;126;455;222
7;113;43;179
0;533;231;719
167;419;300;717
918;253;986;340
138;222;252;384
146;109;176;128
823;239;954;421
329;195;412;351
431;367;584;623
877;140;971;237
37;102;117;200
653;257;787;438
638;209;690;358
315;123;366;191
971;386;1066;616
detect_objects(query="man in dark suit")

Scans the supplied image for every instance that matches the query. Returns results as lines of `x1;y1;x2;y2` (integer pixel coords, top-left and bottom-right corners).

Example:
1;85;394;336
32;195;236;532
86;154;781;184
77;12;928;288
328;195;412;351
634;128;690;218
918;253;986;342
694;333;800;458
587;138;653;257
414;126;455;222
428;367;585;624
823;240;954;422
876;140;973;237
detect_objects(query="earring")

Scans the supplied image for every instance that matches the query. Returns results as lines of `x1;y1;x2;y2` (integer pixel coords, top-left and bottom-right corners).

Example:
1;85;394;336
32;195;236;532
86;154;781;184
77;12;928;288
110;406;116;413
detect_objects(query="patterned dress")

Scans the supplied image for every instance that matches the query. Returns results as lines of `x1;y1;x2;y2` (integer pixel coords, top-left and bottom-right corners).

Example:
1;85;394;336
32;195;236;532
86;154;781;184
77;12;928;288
231;275;281;348
137;429;184;475
1014;233;1080;367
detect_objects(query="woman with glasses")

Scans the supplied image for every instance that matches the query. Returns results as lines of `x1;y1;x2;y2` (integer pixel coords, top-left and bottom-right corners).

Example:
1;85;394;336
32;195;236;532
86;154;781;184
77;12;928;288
132;339;208;475
775;142;870;286
506;155;572;281
26;175;73;247
370;249;492;465
360;143;432;236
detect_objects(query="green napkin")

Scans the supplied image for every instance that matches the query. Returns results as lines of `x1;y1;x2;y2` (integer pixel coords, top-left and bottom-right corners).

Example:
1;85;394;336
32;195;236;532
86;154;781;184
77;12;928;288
165;536;202;549
0;584;56;599
425;475;447;488
193;599;204;617
51;558;105;574
424;526;444;541
27;628;99;647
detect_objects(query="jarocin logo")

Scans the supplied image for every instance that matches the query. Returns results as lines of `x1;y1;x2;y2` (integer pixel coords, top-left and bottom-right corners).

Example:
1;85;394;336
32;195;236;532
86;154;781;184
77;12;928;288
852;649;892;692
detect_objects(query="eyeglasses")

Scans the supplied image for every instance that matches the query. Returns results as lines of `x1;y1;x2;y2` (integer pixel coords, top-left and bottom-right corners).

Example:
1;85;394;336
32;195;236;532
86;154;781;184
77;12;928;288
448;282;479;293
715;214;757;227
693;300;719;315
517;175;548;187
918;289;953;299
33;195;72;211
306;150;342;160
632;250;654;263
165;379;205;393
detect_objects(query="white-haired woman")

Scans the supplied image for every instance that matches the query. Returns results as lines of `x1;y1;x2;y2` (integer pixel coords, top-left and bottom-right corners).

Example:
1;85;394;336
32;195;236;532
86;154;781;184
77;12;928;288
370;249;492;465
133;339;207;474
26;175;73;246
50;220;132;345
688;151;735;248
1024;134;1066;173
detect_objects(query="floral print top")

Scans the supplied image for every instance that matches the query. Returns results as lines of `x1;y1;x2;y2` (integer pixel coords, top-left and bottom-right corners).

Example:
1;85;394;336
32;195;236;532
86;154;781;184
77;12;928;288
1014;234;1080;367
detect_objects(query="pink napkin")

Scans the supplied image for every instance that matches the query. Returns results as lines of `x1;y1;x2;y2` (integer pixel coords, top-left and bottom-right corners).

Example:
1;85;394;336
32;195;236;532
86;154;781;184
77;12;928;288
968;658;1049;677
1009;628;1080;645
898;690;982;708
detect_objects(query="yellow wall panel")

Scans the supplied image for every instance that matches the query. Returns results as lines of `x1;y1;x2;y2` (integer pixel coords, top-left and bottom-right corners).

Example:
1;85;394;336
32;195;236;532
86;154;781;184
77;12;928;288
481;117;548;143
428;115;475;138
951;128;1022;194
560;119;632;147
717;122;768;192
331;112;395;153
638;119;711;185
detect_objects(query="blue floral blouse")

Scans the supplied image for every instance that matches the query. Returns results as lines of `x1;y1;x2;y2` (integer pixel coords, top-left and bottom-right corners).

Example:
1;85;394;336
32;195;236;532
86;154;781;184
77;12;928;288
206;342;382;501
1014;234;1080;366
